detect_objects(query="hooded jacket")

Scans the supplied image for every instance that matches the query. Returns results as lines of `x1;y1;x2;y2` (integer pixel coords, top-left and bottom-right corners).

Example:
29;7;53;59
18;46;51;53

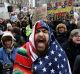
0;31;18;74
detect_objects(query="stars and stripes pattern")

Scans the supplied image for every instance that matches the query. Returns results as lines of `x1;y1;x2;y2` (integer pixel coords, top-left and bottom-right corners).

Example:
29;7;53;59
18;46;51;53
32;41;71;74
29;20;71;74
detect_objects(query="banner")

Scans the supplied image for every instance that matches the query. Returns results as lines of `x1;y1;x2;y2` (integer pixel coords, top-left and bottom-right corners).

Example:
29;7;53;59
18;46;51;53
47;0;73;16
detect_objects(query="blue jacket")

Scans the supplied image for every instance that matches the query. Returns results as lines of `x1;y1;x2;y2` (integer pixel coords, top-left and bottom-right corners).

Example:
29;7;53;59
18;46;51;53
0;47;18;74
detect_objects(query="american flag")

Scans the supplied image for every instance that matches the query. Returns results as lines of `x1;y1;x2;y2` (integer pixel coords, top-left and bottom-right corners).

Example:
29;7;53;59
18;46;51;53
32;41;71;74
29;20;71;74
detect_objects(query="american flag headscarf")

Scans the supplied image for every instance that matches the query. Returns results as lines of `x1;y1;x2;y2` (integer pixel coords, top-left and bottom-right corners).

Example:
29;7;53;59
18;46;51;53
29;20;72;74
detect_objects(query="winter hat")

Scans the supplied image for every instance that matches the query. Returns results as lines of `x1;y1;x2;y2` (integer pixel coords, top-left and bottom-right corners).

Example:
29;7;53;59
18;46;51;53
1;31;16;49
1;31;16;41
56;23;67;32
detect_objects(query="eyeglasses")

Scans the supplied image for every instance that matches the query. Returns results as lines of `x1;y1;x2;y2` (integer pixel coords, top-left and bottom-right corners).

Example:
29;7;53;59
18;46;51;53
74;35;80;37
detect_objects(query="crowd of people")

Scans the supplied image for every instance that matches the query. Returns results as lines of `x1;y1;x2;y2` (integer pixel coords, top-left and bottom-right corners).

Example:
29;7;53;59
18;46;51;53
0;11;80;74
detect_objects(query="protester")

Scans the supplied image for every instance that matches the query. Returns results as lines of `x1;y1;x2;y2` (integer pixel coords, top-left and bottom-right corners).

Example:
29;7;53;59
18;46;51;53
0;31;18;74
55;23;69;46
25;25;32;42
14;20;71;74
11;27;26;47
62;29;80;71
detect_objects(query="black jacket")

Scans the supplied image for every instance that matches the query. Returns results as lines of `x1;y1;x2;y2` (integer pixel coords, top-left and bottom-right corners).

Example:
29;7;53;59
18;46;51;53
62;40;80;71
73;55;80;74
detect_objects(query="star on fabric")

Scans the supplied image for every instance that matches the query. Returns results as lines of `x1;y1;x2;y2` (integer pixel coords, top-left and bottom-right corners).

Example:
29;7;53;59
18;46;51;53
34;66;37;70
45;55;49;59
63;58;66;62
48;62;52;66
59;71;62;74
54;57;58;62
61;64;64;68
58;53;62;57
50;68;55;73
51;50;55;55
42;67;47;72
39;60;43;65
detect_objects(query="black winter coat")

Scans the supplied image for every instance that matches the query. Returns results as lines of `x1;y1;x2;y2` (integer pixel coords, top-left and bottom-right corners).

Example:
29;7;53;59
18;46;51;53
73;55;80;74
62;41;80;72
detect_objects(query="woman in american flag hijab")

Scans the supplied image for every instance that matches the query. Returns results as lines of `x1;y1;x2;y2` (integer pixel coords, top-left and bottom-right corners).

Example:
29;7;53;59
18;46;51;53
28;20;72;74
14;20;71;74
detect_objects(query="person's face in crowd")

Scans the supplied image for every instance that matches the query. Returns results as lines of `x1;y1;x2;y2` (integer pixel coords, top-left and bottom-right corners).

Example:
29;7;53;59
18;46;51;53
2;36;13;49
4;40;12;48
58;27;65;33
72;34;80;44
7;26;13;31
12;23;16;27
35;28;49;56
